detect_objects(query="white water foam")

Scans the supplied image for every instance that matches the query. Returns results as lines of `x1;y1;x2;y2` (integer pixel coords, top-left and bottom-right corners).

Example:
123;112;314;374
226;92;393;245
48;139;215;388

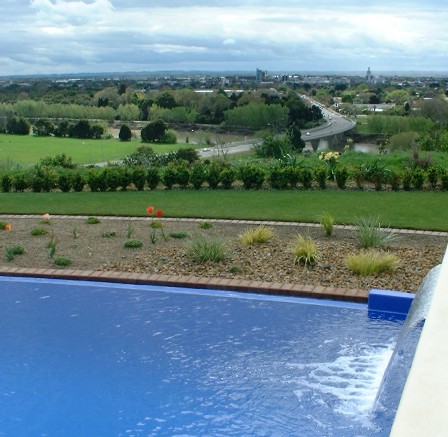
289;343;395;425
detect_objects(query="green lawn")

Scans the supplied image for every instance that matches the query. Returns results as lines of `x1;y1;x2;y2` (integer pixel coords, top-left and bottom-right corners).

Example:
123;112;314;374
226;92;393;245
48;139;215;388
0;134;191;167
1;190;447;231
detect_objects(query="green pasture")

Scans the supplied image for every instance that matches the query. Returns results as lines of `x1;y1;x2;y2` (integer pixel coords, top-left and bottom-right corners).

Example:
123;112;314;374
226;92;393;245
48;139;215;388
1;190;447;231
0;134;191;167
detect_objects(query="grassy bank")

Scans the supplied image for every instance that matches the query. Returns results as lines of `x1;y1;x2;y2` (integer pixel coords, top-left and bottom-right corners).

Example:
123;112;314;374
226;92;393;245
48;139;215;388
1;190;447;231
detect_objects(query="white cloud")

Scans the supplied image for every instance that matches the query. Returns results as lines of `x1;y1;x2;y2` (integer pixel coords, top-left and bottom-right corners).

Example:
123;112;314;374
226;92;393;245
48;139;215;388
0;1;447;75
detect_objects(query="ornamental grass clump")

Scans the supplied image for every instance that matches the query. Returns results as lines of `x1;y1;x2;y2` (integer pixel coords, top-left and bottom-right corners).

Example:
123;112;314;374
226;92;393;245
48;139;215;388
54;256;72;267
31;227;48;236
345;250;399;276
356;216;399;248
169;231;189;239
5;245;25;261
292;234;319;267
86;217;101;224
188;238;226;263
102;231;117;238
319;212;335;237
239;225;274;245
123;239;143;249
199;221;213;230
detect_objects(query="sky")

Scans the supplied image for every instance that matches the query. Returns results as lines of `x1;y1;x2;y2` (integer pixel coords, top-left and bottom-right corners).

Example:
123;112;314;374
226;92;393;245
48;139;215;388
1;0;448;76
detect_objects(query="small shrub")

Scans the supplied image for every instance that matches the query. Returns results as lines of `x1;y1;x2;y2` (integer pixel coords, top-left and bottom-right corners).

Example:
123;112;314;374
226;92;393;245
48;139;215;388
239;226;274;245
102;231;117;238
175;162;191;188
356;216;399;248
72;171;85;192
410;167;426;190
206;162;222;189
441;169;448;191
269;165;289;190
87;170;107;192
169;231;189;239
345;250;399;276
5;246;25;261
190;162;207;190
31;227;48;236
292;234;319;267
220;167;236;189
188;238;226;263
54;256;73;267
402;168;412;191
199;222;213;230
0;221;10;230
229;265;242;274
334;166;349;189
123;239;143;248
86;217;101;224
161;165;177;189
299;167;313;190
351;166;365;190
1;174;13;192
146;167;160;190
239;163;265;189
58;171;72;192
13;172;30;192
427;165;441;190
280;165;299;188
388;170;402;191
132;166;146;191
314;165;327;189
319;212;335;237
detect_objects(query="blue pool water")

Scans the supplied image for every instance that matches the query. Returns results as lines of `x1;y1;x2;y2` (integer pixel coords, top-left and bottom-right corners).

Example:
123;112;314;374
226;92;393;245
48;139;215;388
0;277;403;436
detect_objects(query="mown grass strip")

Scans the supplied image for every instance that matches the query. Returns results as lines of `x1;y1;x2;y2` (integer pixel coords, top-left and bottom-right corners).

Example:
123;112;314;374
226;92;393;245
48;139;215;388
0;190;447;231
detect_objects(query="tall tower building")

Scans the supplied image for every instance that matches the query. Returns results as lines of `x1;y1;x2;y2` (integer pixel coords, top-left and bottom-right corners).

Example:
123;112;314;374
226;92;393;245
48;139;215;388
366;67;375;84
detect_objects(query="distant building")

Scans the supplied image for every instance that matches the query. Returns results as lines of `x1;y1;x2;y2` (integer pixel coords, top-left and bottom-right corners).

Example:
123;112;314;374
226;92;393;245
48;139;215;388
256;68;266;83
366;67;375;84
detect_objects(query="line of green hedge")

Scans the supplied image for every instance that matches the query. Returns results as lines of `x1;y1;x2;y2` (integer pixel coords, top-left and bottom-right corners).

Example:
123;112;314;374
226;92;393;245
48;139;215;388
1;159;448;193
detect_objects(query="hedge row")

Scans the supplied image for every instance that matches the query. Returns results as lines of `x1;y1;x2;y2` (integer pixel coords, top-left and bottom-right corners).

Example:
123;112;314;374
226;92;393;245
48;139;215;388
1;160;448;193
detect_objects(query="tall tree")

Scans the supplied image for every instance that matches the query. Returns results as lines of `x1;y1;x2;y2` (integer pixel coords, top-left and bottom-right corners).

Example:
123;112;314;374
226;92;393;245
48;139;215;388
141;120;167;142
119;124;132;142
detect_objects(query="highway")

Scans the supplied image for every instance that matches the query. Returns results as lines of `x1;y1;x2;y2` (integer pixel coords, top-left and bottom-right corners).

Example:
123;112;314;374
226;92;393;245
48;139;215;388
299;95;356;141
199;97;356;157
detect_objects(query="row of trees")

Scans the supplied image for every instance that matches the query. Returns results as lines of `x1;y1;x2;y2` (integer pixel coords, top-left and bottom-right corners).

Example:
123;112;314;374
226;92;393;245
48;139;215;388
1;116;105;139
0;90;323;133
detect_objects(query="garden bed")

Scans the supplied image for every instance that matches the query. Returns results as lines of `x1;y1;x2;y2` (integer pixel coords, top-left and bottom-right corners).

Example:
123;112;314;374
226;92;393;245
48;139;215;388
1;216;446;294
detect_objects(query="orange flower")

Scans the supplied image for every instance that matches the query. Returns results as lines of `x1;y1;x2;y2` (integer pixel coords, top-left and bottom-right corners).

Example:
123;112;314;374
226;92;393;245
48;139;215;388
147;206;154;215
156;209;163;218
5;224;11;231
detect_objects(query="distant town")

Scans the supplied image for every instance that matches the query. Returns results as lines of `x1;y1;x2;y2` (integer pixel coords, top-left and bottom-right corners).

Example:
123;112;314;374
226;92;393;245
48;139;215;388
0;68;447;92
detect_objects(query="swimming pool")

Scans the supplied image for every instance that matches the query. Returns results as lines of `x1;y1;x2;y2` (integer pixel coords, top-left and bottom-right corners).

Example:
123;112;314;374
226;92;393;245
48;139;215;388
0;276;403;436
